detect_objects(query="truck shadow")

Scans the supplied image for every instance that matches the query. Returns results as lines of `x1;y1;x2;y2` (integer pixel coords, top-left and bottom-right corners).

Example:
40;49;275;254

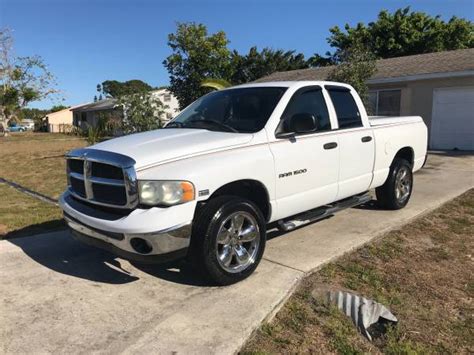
7;198;391;286
353;199;382;211
131;260;212;287
6;225;211;287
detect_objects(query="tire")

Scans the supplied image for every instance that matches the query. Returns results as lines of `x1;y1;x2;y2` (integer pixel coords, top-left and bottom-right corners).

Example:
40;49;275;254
190;196;266;285
376;158;413;210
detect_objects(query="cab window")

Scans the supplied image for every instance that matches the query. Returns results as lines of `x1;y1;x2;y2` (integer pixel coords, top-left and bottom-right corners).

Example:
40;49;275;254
326;87;362;129
279;87;331;133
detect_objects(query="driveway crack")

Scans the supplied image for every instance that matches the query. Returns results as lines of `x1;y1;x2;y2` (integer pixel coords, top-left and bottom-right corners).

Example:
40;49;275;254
262;257;306;273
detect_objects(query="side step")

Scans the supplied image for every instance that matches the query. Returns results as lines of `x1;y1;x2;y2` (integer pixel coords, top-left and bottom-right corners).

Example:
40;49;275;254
277;193;372;232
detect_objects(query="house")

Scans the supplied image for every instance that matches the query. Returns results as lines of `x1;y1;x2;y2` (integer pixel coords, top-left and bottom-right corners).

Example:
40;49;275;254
20;119;35;130
71;89;180;131
72;99;121;131
151;88;180;121
257;48;474;150
43;105;83;133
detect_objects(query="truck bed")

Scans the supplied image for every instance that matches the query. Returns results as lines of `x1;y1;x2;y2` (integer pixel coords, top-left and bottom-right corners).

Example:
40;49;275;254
368;116;423;127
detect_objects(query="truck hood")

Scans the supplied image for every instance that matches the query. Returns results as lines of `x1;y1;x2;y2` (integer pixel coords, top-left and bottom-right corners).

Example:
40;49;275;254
91;128;254;170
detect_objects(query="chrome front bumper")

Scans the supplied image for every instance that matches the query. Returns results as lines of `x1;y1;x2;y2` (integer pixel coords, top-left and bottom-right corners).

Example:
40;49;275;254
64;214;192;263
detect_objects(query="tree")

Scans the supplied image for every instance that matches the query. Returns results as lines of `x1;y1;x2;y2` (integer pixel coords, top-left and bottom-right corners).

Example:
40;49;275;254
0;28;60;130
311;7;474;63
99;79;154;98
230;47;309;84
327;44;376;109
50;105;69;112
163;22;232;109
118;92;166;134
19;107;48;120
164;24;311;106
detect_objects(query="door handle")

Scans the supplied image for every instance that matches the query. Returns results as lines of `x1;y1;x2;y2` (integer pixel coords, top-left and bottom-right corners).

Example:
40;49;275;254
361;136;372;143
323;142;338;150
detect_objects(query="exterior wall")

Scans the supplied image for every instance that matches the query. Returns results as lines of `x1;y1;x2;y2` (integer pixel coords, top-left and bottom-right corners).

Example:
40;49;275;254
151;89;180;122
369;75;474;146
44;109;73;133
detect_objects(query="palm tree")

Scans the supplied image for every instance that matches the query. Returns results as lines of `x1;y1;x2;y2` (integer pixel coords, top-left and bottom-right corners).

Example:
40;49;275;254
200;78;232;91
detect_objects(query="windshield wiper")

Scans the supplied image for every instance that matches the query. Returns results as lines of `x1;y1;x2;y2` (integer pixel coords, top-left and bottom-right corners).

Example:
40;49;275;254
187;119;239;133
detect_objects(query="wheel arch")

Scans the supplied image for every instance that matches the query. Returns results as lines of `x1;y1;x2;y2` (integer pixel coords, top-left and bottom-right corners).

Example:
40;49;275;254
393;146;414;167
200;179;272;222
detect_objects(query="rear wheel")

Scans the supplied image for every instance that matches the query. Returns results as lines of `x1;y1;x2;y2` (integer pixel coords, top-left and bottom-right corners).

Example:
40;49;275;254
376;158;413;210
190;196;266;285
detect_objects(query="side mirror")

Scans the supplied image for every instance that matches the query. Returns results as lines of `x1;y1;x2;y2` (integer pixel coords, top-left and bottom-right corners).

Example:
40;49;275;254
288;113;317;134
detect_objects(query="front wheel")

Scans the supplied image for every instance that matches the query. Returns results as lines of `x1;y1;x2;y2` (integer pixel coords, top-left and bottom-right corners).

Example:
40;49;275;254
376;158;413;210
190;196;266;285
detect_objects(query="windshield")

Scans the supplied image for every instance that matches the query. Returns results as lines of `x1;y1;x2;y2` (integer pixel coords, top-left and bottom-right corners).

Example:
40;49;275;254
167;87;287;133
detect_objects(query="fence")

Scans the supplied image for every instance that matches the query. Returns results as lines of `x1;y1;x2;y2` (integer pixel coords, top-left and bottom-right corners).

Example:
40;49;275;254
49;124;75;133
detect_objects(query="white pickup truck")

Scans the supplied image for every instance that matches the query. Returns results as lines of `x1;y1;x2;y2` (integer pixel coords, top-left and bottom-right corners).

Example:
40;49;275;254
60;81;427;284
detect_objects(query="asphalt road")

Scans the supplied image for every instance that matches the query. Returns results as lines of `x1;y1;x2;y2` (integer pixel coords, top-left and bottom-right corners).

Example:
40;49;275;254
1;152;473;354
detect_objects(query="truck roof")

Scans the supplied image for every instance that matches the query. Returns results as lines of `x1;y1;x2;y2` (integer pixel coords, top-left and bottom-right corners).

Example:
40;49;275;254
233;80;353;90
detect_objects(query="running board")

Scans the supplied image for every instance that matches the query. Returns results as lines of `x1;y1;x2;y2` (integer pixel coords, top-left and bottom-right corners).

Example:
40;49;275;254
277;194;371;232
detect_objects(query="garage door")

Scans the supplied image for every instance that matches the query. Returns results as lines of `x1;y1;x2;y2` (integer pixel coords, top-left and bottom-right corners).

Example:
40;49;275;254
431;87;474;150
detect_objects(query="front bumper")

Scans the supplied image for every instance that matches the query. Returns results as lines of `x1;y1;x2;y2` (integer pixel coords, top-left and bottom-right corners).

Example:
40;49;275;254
60;191;194;263
64;214;191;263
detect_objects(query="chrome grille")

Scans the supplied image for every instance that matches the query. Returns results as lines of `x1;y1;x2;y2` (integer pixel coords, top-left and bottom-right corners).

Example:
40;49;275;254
66;149;138;209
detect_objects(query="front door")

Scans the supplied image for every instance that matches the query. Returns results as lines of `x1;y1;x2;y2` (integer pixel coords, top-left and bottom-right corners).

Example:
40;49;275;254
270;86;339;220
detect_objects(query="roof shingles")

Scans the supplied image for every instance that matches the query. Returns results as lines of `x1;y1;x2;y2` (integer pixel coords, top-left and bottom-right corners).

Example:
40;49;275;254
256;48;474;83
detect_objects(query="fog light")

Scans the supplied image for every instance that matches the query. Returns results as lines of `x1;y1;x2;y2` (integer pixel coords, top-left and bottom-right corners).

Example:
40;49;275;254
130;238;153;254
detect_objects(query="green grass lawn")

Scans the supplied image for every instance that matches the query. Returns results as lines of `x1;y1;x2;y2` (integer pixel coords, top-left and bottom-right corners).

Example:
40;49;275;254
0;184;64;238
243;189;474;354
0;132;86;237
0;132;86;200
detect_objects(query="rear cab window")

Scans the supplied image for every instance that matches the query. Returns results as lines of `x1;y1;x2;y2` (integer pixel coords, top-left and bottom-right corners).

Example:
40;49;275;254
326;86;362;129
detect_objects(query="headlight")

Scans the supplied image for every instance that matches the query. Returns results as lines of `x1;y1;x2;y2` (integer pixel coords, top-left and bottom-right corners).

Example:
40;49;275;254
138;180;195;206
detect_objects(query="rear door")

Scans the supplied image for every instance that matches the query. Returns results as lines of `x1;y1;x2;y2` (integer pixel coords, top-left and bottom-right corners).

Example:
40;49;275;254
270;86;339;219
325;86;375;200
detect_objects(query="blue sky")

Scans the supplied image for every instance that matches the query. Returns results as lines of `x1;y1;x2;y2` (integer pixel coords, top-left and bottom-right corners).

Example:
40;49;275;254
1;0;473;109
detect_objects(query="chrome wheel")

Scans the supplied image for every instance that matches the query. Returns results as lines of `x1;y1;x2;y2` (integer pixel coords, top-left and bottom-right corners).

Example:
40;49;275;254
216;211;260;273
395;166;412;203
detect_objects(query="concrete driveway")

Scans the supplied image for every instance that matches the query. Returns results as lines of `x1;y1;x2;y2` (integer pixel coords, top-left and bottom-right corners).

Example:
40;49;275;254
1;153;473;354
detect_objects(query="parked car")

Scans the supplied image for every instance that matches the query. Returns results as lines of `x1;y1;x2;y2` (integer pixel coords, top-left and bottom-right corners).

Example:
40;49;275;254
60;81;428;285
8;123;27;132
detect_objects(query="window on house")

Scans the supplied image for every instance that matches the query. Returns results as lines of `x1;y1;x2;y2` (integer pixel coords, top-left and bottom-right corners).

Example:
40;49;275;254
368;89;401;116
163;93;171;102
81;112;87;122
326;87;362;129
